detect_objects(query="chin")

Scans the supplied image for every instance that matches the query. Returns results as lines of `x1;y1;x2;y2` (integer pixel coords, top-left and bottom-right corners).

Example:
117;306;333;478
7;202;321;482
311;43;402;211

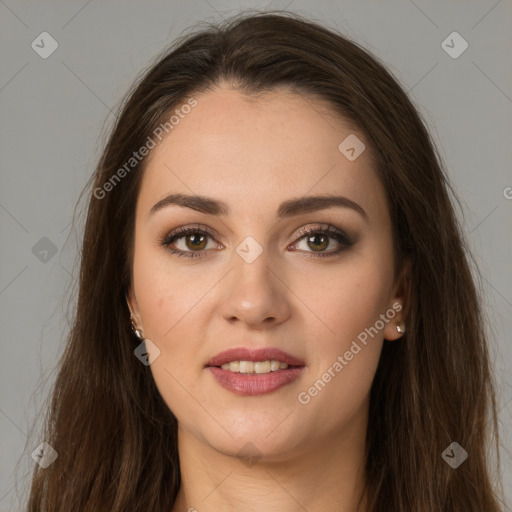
202;422;306;461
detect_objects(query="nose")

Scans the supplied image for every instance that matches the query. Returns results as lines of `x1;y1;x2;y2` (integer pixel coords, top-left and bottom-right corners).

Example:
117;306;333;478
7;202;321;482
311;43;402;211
219;247;291;329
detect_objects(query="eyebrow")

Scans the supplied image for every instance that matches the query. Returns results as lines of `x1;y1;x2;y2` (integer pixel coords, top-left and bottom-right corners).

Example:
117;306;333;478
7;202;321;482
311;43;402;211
149;193;368;221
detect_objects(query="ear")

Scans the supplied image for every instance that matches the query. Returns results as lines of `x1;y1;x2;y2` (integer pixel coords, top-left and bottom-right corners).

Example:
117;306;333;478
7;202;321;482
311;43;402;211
125;285;142;331
384;258;411;341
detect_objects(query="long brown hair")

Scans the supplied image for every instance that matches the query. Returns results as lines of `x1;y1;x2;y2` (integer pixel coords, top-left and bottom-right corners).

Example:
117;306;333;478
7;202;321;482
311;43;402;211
23;10;505;511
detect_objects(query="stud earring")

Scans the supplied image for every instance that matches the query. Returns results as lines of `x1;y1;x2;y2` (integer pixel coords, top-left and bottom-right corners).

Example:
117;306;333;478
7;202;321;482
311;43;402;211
130;316;144;341
396;322;405;333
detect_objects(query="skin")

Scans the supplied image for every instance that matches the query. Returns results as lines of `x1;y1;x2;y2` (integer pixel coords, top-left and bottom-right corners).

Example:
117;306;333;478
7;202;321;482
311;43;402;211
127;84;409;512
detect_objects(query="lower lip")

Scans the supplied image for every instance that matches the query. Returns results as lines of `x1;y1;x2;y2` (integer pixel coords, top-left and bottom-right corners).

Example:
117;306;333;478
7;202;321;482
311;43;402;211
207;366;305;396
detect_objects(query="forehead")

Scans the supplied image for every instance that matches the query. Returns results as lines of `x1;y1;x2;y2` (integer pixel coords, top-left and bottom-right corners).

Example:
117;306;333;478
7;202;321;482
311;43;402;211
137;86;388;224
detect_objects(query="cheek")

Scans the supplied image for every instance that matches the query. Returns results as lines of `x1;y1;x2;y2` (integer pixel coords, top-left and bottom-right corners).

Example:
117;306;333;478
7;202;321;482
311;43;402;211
292;252;393;410
132;248;170;334
293;280;387;428
295;252;394;354
132;245;218;382
132;248;209;421
133;243;201;338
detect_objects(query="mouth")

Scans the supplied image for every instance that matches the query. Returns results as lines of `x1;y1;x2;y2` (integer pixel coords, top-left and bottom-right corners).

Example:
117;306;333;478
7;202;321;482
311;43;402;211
205;347;305;396
206;346;305;368
208;360;303;374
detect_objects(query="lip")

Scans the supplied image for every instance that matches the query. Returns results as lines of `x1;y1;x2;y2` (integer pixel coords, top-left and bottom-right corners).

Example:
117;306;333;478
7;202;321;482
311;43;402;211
207;366;305;396
205;346;305;368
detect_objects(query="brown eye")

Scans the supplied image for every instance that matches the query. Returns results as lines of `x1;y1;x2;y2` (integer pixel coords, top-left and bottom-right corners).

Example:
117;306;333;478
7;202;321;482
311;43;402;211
183;232;208;251
305;233;329;252
291;225;353;258
160;225;218;259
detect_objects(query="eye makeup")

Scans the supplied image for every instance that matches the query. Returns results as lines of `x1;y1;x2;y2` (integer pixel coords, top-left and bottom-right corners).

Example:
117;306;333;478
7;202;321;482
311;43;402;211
157;222;355;260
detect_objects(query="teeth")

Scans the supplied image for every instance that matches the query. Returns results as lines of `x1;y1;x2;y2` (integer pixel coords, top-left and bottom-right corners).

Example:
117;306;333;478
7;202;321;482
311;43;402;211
219;360;289;374
254;361;271;373
229;361;240;372
239;361;253;373
270;360;281;371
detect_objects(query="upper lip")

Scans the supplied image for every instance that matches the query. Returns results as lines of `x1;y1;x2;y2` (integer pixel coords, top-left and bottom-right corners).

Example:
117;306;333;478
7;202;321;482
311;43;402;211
206;347;305;367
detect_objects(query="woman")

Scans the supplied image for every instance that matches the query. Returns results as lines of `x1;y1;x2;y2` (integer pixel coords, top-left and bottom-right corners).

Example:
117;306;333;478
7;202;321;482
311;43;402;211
26;10;505;511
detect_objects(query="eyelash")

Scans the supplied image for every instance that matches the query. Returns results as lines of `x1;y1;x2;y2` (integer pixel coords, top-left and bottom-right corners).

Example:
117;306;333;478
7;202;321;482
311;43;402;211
159;223;354;260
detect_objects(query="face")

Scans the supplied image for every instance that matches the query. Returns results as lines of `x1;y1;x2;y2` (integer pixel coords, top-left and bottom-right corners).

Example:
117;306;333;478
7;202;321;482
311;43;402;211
127;84;407;461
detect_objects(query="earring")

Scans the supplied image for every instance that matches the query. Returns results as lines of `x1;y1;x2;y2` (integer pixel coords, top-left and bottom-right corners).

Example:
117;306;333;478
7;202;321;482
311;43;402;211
130;316;144;341
396;322;405;333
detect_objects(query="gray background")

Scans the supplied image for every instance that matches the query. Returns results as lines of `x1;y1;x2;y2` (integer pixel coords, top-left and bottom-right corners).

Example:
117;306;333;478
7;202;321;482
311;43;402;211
1;0;511;510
